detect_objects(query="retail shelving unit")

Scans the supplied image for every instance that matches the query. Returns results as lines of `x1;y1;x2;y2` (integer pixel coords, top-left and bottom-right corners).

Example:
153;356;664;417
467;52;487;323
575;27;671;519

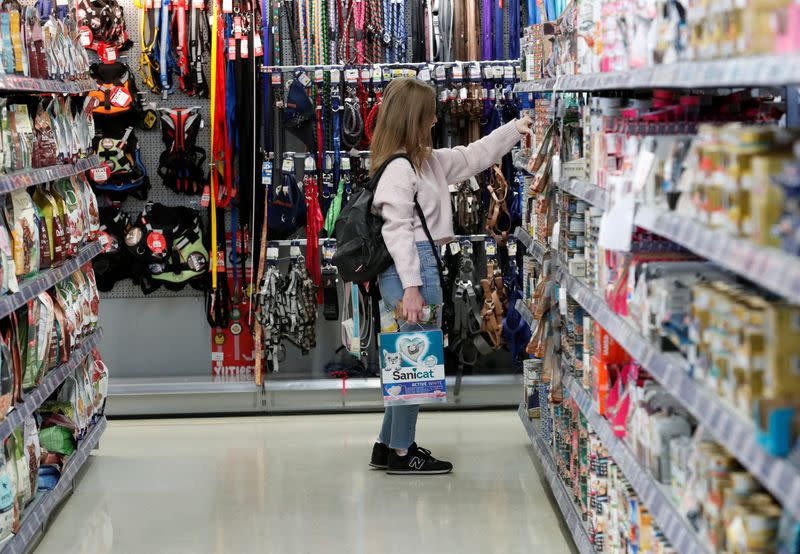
563;373;709;553
0;66;108;550
517;402;594;554
560;269;800;519
514;26;800;547
0;416;107;554
514;53;800;92
0;156;101;194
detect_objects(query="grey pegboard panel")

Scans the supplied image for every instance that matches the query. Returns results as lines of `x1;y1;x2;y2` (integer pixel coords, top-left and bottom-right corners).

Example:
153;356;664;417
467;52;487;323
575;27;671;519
92;0;213;299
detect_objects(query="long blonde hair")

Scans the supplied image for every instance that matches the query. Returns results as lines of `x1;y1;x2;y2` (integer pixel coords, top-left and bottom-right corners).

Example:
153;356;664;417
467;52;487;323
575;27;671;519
370;78;437;176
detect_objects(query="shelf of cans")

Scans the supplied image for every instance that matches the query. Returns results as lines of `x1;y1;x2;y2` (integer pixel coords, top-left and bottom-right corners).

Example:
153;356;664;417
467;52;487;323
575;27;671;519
0;156;101;195
0;76;96;95
0;329;103;448
0;240;104;322
552;177;800;309
517;402;594;554
563;372;709;554
560;268;800;521
0;415;107;554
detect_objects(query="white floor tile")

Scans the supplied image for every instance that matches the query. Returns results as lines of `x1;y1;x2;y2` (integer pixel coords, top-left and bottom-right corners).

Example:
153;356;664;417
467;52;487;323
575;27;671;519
34;410;573;554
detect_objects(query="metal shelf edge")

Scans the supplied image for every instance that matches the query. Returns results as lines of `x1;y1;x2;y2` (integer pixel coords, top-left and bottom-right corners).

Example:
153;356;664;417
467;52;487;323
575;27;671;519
518;403;594;554
109;374;523;396
563;375;708;554
0;156;101;194
634;205;800;304
0;242;103;321
561;272;800;519
557;179;607;210
513;53;800;92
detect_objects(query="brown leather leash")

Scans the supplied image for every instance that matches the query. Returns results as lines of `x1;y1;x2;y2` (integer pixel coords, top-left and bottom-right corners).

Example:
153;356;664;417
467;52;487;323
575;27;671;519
480;258;507;349
486;164;511;246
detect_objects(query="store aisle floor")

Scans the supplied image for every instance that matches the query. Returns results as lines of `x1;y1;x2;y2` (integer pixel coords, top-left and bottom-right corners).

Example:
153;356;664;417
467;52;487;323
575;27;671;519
35;410;573;554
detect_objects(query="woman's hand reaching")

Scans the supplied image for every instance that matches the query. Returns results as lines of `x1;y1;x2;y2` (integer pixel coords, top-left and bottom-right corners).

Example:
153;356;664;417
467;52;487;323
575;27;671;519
402;286;425;324
515;115;534;136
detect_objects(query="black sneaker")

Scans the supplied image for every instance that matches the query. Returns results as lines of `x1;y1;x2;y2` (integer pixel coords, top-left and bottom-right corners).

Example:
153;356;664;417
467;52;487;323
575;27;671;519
370;442;390;469
386;443;453;475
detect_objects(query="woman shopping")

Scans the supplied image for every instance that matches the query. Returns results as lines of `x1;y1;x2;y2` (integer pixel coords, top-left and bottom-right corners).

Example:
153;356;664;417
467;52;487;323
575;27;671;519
368;78;533;475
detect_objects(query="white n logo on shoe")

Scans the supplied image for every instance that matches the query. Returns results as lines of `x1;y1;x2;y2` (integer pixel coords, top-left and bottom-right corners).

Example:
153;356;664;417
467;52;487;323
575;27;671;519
408;457;425;470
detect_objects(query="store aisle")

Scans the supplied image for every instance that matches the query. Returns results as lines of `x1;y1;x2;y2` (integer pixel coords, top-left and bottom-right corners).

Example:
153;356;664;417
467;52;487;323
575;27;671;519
35;410;573;554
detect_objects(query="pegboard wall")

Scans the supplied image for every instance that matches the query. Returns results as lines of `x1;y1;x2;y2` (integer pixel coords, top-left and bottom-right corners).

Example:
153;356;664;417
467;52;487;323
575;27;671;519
97;0;213;299
92;0;514;301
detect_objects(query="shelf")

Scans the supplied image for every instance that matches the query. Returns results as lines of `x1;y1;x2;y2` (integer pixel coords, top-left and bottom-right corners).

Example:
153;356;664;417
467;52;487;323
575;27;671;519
560;270;800;519
513;228;547;265
0;75;96;95
514;298;535;327
635;205;800;304
265;234;489;247
1;415;106;554
0;156;100;194
557;179;607;210
109;374;522;395
514;53;800;92
0;329;102;445
518;402;594;554
0;241;104;321
563;374;708;554
261;59;520;73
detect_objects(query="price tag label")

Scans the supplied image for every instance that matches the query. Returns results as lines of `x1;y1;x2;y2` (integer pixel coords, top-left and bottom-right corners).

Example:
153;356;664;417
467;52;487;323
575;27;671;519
468;64;481;81
340;157;351;171
282;158;294;172
449;242;461;255
89;164;110;183
110;86;131;108
228;38;237;60
417;68;431;81
434;65;446;82
344;69;359;83
147;231;167;254
101;45;117;63
289;242;302;257
508;238;518;257
222;0;232;12
253;34;264;57
233;16;243;38
298;72;311;87
330;69;341;84
200;184;211;207
79;27;93;46
240;37;249;58
485;238;497;256
267;245;279;260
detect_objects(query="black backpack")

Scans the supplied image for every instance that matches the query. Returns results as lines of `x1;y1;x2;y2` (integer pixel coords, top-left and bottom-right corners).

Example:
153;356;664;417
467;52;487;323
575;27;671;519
332;154;441;283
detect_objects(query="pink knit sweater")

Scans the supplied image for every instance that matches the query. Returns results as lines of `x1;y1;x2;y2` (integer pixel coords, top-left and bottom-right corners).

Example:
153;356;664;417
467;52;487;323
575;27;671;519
373;120;524;289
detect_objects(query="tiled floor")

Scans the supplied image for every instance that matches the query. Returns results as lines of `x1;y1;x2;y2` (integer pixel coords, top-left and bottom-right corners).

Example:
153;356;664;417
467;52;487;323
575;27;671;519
35;410;573;554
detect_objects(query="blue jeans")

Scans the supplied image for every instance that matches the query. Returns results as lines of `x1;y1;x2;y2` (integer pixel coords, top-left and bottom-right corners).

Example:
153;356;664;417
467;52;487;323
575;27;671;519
377;242;443;449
